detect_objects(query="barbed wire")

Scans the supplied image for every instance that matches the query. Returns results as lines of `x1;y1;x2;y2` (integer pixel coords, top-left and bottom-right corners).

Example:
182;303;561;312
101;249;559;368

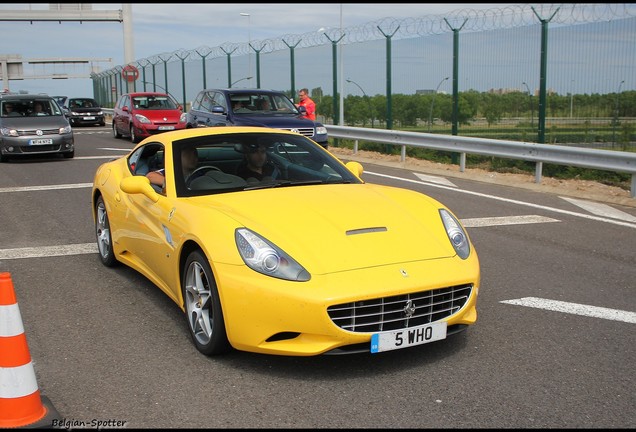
122;3;634;71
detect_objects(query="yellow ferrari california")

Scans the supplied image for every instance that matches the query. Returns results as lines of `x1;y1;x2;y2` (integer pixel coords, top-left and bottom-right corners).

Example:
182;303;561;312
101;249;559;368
91;126;480;356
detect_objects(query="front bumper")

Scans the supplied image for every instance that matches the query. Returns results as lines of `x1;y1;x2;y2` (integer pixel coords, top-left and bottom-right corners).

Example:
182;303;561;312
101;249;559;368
213;254;480;356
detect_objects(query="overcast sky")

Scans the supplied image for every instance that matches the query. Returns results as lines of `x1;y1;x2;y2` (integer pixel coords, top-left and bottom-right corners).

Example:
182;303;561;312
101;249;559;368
1;3;514;96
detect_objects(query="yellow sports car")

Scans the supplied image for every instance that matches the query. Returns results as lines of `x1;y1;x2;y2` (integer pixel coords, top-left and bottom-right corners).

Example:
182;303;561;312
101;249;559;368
91;126;480;356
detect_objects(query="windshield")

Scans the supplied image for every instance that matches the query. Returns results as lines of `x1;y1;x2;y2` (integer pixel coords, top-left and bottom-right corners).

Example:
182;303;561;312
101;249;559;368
229;93;298;115
171;132;362;197
132;95;178;110
69;98;99;108
1;98;63;118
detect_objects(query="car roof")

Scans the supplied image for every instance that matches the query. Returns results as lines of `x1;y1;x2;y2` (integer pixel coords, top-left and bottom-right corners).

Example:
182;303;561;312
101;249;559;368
0;94;54;100
201;88;287;95
124;92;170;97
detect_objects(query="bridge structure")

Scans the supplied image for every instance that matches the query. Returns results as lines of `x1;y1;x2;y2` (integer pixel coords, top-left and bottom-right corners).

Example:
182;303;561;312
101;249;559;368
0;3;133;92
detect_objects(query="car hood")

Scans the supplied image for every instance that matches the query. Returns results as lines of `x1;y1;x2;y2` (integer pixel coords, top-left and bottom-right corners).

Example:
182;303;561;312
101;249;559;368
1;116;68;129
232;114;319;129
190;183;457;274
135;109;183;122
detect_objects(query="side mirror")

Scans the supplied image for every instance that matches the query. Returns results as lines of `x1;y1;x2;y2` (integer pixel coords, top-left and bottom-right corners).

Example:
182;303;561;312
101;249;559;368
120;176;160;202
345;161;364;179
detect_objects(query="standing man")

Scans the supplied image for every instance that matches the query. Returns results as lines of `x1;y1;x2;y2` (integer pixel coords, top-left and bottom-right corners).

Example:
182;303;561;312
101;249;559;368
297;88;316;120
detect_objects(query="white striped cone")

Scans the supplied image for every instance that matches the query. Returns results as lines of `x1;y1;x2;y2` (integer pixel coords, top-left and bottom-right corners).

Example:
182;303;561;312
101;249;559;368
0;272;60;428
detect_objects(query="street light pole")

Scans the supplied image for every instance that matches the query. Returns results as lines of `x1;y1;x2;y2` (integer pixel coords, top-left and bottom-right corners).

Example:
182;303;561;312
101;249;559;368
346;78;374;127
612;79;625;147
428;77;449;133
570;79;574;118
522;81;533;128
240;13;251;78
230;76;252;88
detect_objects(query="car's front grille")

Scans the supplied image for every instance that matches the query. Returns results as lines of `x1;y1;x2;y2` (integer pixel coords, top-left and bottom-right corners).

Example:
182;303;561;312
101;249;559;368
327;284;473;333
17;129;60;137
279;127;315;138
20;144;61;153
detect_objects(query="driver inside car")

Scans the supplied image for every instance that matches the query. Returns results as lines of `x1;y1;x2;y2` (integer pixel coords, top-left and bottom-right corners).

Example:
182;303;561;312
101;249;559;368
147;147;199;191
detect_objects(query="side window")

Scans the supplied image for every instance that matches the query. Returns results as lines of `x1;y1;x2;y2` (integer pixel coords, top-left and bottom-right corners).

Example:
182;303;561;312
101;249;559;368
128;147;145;174
128;143;164;177
212;92;227;111
192;92;204;111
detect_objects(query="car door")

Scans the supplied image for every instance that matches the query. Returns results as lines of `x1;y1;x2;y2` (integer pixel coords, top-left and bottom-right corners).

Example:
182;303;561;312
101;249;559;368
118;143;180;291
113;95;129;134
189;91;229;127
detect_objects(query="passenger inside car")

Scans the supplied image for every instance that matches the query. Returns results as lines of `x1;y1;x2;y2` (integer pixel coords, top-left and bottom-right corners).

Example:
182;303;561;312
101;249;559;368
236;142;280;182
3;103;21;117
33;102;49;116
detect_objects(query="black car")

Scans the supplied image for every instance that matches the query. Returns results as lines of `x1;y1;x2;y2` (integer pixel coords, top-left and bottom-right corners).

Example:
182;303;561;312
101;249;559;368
186;89;328;148
62;97;105;127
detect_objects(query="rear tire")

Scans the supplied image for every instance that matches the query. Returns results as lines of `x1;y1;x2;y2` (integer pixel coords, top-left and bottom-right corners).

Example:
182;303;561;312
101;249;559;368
182;250;231;356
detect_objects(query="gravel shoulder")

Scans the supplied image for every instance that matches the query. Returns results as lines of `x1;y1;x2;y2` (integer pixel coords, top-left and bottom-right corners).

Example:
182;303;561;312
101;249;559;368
328;147;636;208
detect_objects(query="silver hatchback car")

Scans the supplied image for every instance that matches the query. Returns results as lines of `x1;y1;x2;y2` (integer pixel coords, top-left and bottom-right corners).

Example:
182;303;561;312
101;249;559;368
0;94;74;162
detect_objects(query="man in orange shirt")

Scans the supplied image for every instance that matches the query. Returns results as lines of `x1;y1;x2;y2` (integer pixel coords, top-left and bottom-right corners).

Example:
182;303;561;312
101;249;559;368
297;88;316;121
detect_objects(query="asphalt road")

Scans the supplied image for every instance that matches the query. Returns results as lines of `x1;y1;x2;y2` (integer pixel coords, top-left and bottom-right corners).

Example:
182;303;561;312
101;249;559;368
0;126;634;428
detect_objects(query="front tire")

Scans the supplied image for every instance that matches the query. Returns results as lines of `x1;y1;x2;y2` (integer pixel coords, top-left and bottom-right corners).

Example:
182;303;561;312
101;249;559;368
112;122;122;139
95;196;118;267
130;126;140;143
182;250;230;356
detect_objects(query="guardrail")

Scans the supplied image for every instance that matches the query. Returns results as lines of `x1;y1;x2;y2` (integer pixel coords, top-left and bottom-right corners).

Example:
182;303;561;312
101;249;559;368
326;125;636;198
101;109;636;198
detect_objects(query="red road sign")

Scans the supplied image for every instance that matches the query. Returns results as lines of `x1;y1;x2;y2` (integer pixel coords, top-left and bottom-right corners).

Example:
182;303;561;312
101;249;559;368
121;65;139;82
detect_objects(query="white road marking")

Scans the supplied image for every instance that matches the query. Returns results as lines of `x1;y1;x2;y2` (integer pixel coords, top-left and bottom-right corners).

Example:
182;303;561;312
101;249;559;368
500;297;636;324
366;171;636;229
560;196;636;222
96;147;132;152
413;172;457;187
0;243;97;260
75;155;123;160
461;215;559;227
0;183;92;193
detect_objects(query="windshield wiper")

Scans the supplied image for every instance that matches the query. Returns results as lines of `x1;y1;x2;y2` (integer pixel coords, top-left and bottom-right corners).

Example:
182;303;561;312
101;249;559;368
243;179;324;190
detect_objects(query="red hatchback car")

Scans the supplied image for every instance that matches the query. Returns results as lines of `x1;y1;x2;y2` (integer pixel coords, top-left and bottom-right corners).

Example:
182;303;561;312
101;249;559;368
112;92;187;143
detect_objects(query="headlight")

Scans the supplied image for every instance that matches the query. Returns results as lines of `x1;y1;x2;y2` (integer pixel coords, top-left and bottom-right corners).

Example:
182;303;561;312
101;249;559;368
235;228;310;281
134;114;151;124
315;126;328;135
59;125;72;134
1;127;18;137
180;113;187;123
439;209;470;259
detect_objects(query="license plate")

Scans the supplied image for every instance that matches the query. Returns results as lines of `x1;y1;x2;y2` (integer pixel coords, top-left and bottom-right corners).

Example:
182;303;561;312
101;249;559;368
370;321;447;353
29;138;53;145
158;126;174;131
83;116;95;120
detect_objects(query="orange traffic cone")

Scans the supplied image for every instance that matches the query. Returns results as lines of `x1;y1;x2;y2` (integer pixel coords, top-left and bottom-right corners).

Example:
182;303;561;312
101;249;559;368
0;272;60;428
